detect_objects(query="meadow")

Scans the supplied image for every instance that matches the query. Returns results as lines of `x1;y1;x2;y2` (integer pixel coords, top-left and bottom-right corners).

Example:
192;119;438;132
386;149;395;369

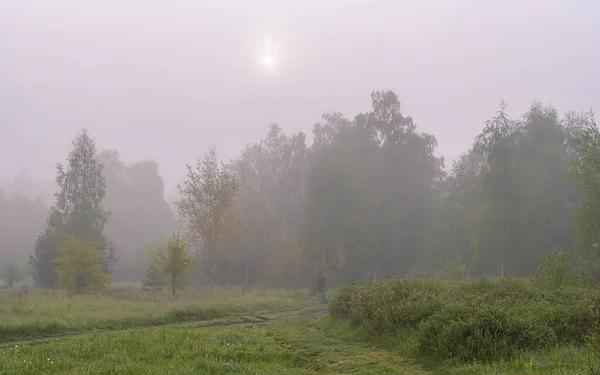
1;278;598;374
0;286;316;342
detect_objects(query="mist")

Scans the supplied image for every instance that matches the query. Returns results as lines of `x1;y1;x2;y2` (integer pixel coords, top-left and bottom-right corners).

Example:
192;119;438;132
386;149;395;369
1;0;599;285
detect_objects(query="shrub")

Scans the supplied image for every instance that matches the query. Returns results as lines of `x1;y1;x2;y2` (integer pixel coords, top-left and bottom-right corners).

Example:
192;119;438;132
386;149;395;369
436;254;470;281
329;276;597;363
534;251;582;289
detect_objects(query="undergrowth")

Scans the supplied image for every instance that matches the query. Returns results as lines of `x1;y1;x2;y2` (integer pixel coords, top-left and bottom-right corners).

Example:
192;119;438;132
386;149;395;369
329;276;598;365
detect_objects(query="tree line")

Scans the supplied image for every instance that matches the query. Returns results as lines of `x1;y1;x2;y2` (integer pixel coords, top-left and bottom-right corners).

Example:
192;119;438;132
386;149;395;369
5;90;600;291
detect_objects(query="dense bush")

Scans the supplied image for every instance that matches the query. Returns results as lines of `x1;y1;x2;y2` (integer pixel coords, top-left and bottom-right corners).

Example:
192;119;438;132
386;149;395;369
329;277;598;363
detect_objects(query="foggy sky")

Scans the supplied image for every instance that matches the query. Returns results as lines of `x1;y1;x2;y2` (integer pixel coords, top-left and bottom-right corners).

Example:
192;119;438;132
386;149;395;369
1;0;598;196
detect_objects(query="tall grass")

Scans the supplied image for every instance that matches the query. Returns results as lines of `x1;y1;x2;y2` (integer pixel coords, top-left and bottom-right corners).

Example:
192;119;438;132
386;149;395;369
329;277;597;364
0;286;313;341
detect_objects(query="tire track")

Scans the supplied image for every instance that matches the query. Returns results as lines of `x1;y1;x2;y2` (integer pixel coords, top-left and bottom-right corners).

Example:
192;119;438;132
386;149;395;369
0;303;329;347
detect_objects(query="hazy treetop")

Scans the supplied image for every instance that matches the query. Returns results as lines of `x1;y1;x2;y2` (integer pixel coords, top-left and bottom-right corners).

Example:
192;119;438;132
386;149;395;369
1;0;598;192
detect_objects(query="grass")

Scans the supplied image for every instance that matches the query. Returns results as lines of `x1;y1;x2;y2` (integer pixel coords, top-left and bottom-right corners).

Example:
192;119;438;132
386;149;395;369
0;316;427;375
326;276;600;374
0;286;315;341
323;317;593;374
330;277;596;361
0;293;594;374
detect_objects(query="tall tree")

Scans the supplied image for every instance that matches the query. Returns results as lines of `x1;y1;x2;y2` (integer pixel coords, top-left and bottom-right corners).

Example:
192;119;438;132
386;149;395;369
30;129;115;286
429;102;585;277
100;150;178;281
176;146;238;285
572;110;600;277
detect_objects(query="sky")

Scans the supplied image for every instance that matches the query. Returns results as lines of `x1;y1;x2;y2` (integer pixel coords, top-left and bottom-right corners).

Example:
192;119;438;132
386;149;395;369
1;0;599;196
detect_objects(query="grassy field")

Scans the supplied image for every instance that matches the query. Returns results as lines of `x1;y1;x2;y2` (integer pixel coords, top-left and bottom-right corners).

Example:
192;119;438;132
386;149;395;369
0;316;426;375
0;313;594;374
1;278;597;374
0;287;316;341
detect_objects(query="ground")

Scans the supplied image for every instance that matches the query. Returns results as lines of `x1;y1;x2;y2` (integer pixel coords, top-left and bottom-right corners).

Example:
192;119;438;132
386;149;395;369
0;306;427;375
0;287;592;374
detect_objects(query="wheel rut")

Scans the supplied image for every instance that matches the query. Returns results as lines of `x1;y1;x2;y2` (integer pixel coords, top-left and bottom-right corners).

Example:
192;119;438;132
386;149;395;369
0;303;329;347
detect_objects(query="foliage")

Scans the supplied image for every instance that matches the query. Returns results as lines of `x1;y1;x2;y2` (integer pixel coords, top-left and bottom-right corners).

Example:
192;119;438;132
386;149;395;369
329;277;596;363
176;146;237;285
100;150;178;281
429;102;585;277
53;236;112;294
150;232;197;295
0;262;25;288
141;267;165;290
28;234;58;288
572;111;600;281
48;129;110;245
534;251;582;289
11;91;600;288
585;295;600;374
436;254;471;281
30;129;117;288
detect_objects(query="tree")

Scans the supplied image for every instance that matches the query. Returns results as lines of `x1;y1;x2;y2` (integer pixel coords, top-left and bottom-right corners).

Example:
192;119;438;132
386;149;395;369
150;232;197;295
49;129;110;243
100;150;178;281
428;102;584;277
29;234;58;288
0;189;48;268
1;262;25;288
54;236;112;294
572;110;600;277
31;129;116;286
176;146;237;285
141;267;165;290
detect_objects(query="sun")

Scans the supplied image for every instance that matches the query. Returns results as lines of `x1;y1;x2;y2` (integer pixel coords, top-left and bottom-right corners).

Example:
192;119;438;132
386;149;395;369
257;38;279;71
260;54;275;69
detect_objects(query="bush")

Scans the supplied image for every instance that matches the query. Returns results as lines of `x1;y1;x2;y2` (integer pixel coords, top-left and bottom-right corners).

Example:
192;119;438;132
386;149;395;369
329;278;444;333
329;276;597;363
436;254;470;281
534;251;582;289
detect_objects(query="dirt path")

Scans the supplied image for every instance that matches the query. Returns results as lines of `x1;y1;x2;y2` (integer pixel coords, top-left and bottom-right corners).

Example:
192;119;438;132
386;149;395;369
0;303;329;347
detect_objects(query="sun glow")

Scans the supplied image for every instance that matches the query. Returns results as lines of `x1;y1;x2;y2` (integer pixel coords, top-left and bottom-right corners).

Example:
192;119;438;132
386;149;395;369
257;38;278;71
260;54;275;69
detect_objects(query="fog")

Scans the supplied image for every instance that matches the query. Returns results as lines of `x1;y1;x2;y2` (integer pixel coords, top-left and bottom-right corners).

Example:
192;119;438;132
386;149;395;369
1;0;599;286
2;0;597;192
